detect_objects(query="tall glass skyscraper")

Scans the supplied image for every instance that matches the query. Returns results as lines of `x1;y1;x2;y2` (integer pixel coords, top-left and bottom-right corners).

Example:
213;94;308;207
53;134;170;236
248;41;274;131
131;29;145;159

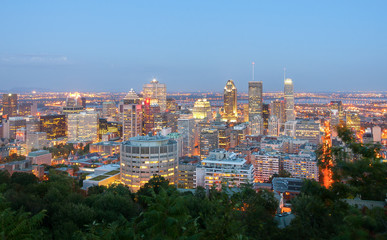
2;93;18;117
143;78;167;112
284;78;295;122
248;81;263;122
223;80;237;122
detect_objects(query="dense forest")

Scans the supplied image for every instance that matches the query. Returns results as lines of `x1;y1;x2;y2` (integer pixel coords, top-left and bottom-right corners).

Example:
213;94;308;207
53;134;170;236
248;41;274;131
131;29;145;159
0;126;386;239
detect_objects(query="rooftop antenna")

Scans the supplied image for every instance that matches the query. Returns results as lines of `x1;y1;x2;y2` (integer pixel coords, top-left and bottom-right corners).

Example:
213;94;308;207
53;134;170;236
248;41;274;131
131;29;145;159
252;61;255;81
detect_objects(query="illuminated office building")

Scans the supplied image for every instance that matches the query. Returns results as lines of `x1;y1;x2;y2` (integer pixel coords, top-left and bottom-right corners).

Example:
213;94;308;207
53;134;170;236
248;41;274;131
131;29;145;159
18;102;37;116
270;99;286;125
192;98;212;120
268;116;280;136
285;120;320;144
62;92;84;114
39;114;67;140
248;81;263;121
6;117;26;139
2;93;18;117
178;115;196;156
284;78;295;122
346;111;360;132
250;115;264;136
26;132;48;154
102;101;117;120
143;78;167;112
262;103;269;131
67;111;98;143
222;80;237;122
199;128;218;160
120;134;178;192
166;97;178;112
120;89;142;140
329;101;344;127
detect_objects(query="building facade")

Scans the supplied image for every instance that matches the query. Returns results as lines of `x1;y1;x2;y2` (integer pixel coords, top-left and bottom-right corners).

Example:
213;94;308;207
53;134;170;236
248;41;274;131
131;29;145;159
143;78;167;112
284;78;295;122
248;81;263;121
223;80;237;122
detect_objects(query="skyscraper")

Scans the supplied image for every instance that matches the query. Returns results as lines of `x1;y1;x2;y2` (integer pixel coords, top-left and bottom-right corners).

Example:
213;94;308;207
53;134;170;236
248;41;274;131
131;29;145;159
284;78;295;122
62;92;84;115
248;81;263;121
39;114;67;140
199;128;218;160
178;116;196;157
222;80;237;122
192;98;212;121
250;115;264;135
67;111;98;142
120;89;142;141
143;78;167;112
2;93;18;117
330;101;344;127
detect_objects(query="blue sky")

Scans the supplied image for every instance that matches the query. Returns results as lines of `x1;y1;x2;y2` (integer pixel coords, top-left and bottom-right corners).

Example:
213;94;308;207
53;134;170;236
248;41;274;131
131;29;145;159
1;1;386;92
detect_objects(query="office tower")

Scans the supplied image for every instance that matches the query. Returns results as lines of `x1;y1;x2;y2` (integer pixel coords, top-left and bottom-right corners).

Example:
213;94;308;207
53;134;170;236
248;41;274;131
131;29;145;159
243;104;249;122
268;116;279;136
346;111;360;132
211;122;231;150
269;99;286;125
18;102;37;116
192;98;212;120
195;150;254;189
262;103;269;131
62;92;84;114
222;80;237;122
282;153;318;181
294;120;321;144
165;112;179;132
26;116;40;134
178;116;196;156
248;81;263;121
2;93;18;117
250;115;264;135
81;97;87;109
142;98;160;135
39;114;67;140
329;101;344;127
120;134;178;192
252;152;280;183
6;117;26;139
67;111;98;142
166;97;178;113
200;128;218;160
167;132;184;158
102;101;117;119
26;132;48;154
120;89;142;140
284;78;295;122
230;123;249;148
178;160;197;189
143;78;167;112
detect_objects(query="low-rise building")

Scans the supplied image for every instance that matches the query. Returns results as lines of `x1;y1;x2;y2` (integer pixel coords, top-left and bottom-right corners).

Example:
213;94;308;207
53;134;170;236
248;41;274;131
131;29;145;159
26;150;52;165
195;149;254;189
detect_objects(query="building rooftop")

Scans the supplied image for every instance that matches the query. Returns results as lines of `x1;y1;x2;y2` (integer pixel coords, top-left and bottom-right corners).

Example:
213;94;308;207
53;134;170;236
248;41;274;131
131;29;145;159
28;150;50;157
272;177;303;193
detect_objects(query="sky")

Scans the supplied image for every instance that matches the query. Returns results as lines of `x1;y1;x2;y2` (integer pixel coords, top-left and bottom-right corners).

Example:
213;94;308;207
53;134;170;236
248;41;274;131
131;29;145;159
1;1;386;93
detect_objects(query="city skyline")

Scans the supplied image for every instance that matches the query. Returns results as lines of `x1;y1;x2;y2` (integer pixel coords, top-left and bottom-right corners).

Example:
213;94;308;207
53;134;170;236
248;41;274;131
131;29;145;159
1;1;387;92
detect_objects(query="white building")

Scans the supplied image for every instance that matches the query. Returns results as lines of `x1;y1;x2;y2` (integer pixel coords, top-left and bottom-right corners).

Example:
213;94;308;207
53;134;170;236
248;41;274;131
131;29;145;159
195;149;254;189
67;111;98;143
252;151;280;183
120;134;178;192
250;115;264;135
26;132;48;154
120;90;142;141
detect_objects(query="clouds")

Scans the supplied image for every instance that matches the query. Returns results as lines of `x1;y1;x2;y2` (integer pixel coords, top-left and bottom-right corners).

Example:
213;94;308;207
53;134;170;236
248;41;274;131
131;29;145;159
0;55;70;66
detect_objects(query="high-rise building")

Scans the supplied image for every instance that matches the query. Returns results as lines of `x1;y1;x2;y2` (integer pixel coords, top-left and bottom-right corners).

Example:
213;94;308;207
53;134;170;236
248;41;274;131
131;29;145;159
329;101;344;127
250;115;264;136
195;149;254;189
346;111;360;132
2;93;18;117
120;89;142;140
178;115;196;156
62;92;84;115
143;78;167;112
5;117;26;139
262;103;269;131
102;101;117;120
199;128;218;159
67;111;98;142
192;98;212;121
268;116;280;136
120;134;178;192
284;78;295;122
248;81;263;121
166;97;178;113
39;114;67;140
26;132;48;154
222;80;237;122
284;120;321;144
18;102;37;116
